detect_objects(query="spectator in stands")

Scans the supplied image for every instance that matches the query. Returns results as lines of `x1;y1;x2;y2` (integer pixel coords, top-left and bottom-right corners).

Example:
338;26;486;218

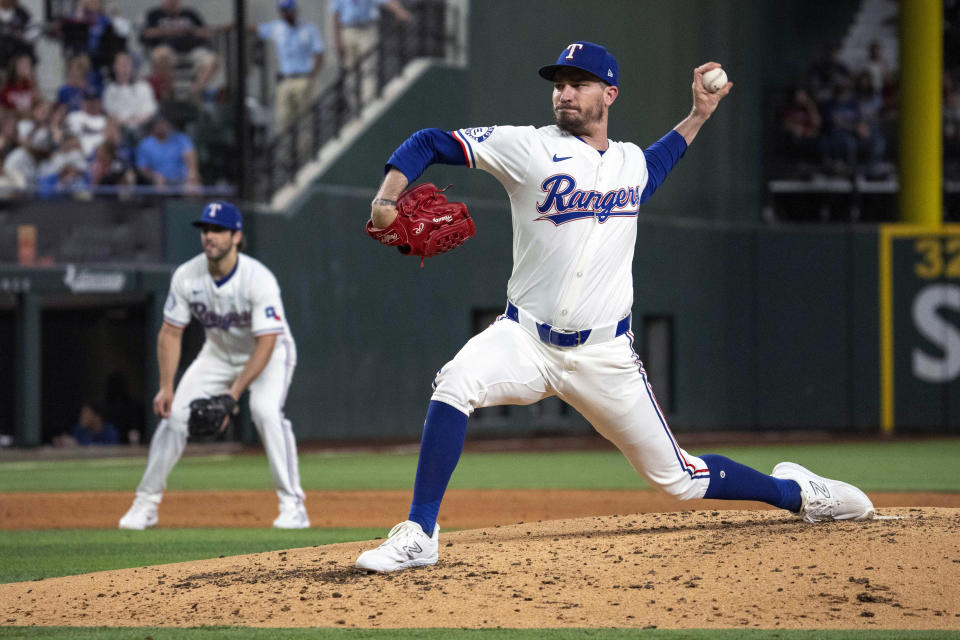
0;52;41;117
54;403;120;446
0;126;51;193
0;0;38;75
141;0;218;101
779;86;822;171
145;43;175;104
853;70;887;178
57;54;95;114
806;43;851;104
91;118;138;186
862;40;889;100
37;151;90;199
72;0;113;67
135;112;200;188
16;98;47;142
103;51;158;139
819;78;872;177
43;132;85;175
256;0;324;134
331;0;411;108
66;88;108;157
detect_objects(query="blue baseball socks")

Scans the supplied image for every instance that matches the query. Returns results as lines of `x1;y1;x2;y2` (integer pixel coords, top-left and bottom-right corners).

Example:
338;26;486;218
408;400;468;534
701;454;802;512
405;409;804;533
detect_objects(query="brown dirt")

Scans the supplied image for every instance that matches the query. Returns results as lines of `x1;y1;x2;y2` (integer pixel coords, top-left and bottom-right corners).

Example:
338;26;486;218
1;491;959;629
3;490;960;530
1;506;959;630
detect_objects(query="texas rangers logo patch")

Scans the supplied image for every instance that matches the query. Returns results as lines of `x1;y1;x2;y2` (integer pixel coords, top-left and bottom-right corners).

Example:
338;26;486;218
463;127;494;143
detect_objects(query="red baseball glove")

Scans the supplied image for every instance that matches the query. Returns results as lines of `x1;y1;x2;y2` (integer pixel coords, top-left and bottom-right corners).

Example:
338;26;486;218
365;183;476;264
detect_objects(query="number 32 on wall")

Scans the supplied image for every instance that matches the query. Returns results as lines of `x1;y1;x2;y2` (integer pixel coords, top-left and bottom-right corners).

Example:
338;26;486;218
913;236;960;279
880;225;960;433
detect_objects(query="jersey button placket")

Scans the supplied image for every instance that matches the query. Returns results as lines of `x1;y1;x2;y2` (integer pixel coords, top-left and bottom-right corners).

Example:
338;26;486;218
552;157;602;327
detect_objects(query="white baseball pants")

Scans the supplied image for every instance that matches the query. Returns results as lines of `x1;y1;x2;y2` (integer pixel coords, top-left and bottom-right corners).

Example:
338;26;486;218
134;338;305;510
430;317;710;500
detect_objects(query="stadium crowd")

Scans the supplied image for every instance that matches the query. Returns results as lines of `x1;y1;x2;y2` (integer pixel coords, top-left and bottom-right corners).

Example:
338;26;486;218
0;0;216;199
774;40;897;181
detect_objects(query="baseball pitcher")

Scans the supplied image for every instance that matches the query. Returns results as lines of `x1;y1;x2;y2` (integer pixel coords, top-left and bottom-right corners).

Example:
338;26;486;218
355;41;875;572
119;201;308;530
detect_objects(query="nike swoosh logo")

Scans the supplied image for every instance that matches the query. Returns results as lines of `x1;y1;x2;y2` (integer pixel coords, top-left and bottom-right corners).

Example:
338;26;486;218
552;154;572;162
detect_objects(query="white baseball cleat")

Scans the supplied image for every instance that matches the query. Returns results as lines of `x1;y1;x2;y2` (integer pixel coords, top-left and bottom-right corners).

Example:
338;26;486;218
356;520;439;572
118;499;158;530
772;461;875;523
273;504;310;529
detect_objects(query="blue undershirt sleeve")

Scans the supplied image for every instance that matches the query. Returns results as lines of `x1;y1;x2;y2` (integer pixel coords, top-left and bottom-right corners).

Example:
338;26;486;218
640;129;688;203
386;128;467;184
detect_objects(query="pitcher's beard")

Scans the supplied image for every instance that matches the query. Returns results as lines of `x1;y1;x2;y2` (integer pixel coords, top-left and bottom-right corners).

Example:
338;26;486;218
555;110;588;136
553;102;603;136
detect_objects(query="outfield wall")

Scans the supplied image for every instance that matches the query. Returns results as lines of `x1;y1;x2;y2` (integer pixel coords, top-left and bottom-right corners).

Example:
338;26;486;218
8;204;955;444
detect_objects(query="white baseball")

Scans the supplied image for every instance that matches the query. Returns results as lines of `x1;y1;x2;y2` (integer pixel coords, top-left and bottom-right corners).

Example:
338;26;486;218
702;67;728;93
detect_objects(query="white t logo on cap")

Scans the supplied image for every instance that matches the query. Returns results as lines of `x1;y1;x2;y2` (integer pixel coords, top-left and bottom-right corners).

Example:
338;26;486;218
208;203;221;218
564;43;583;60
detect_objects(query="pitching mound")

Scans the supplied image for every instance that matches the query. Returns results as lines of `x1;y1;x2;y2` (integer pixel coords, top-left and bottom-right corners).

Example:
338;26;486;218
2;507;959;630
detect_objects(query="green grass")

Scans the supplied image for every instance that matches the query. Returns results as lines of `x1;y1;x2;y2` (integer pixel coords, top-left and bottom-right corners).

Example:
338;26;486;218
1;442;959;638
0;528;381;583
0;627;957;639
1;439;959;493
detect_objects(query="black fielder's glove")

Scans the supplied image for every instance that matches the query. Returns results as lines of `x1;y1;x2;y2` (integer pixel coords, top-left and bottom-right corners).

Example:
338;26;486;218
188;394;237;439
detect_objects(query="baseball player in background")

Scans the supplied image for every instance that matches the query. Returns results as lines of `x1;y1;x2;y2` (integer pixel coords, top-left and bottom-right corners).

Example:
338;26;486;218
356;41;875;572
119;201;308;529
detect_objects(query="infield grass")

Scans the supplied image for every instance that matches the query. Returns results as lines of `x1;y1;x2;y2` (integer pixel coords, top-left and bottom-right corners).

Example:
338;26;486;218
0;627;957;638
0;528;382;583
1;438;959;493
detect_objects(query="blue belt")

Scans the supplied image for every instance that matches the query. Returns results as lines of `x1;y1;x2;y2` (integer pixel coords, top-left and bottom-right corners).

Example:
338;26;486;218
505;302;630;348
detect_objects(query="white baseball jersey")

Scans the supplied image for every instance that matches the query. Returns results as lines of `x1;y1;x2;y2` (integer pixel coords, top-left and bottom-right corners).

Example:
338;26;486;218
450;124;649;330
129;250;306;523
163;253;294;363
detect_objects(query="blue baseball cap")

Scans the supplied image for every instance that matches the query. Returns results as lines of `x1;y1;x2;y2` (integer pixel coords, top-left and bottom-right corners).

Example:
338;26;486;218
192;201;243;231
538;41;619;87
278;0;296;10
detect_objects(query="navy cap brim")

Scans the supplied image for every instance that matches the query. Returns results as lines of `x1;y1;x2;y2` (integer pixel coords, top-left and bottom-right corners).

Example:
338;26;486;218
538;63;611;85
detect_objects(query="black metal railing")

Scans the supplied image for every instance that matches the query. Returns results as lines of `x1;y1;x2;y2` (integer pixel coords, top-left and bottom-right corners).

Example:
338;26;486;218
249;0;461;202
